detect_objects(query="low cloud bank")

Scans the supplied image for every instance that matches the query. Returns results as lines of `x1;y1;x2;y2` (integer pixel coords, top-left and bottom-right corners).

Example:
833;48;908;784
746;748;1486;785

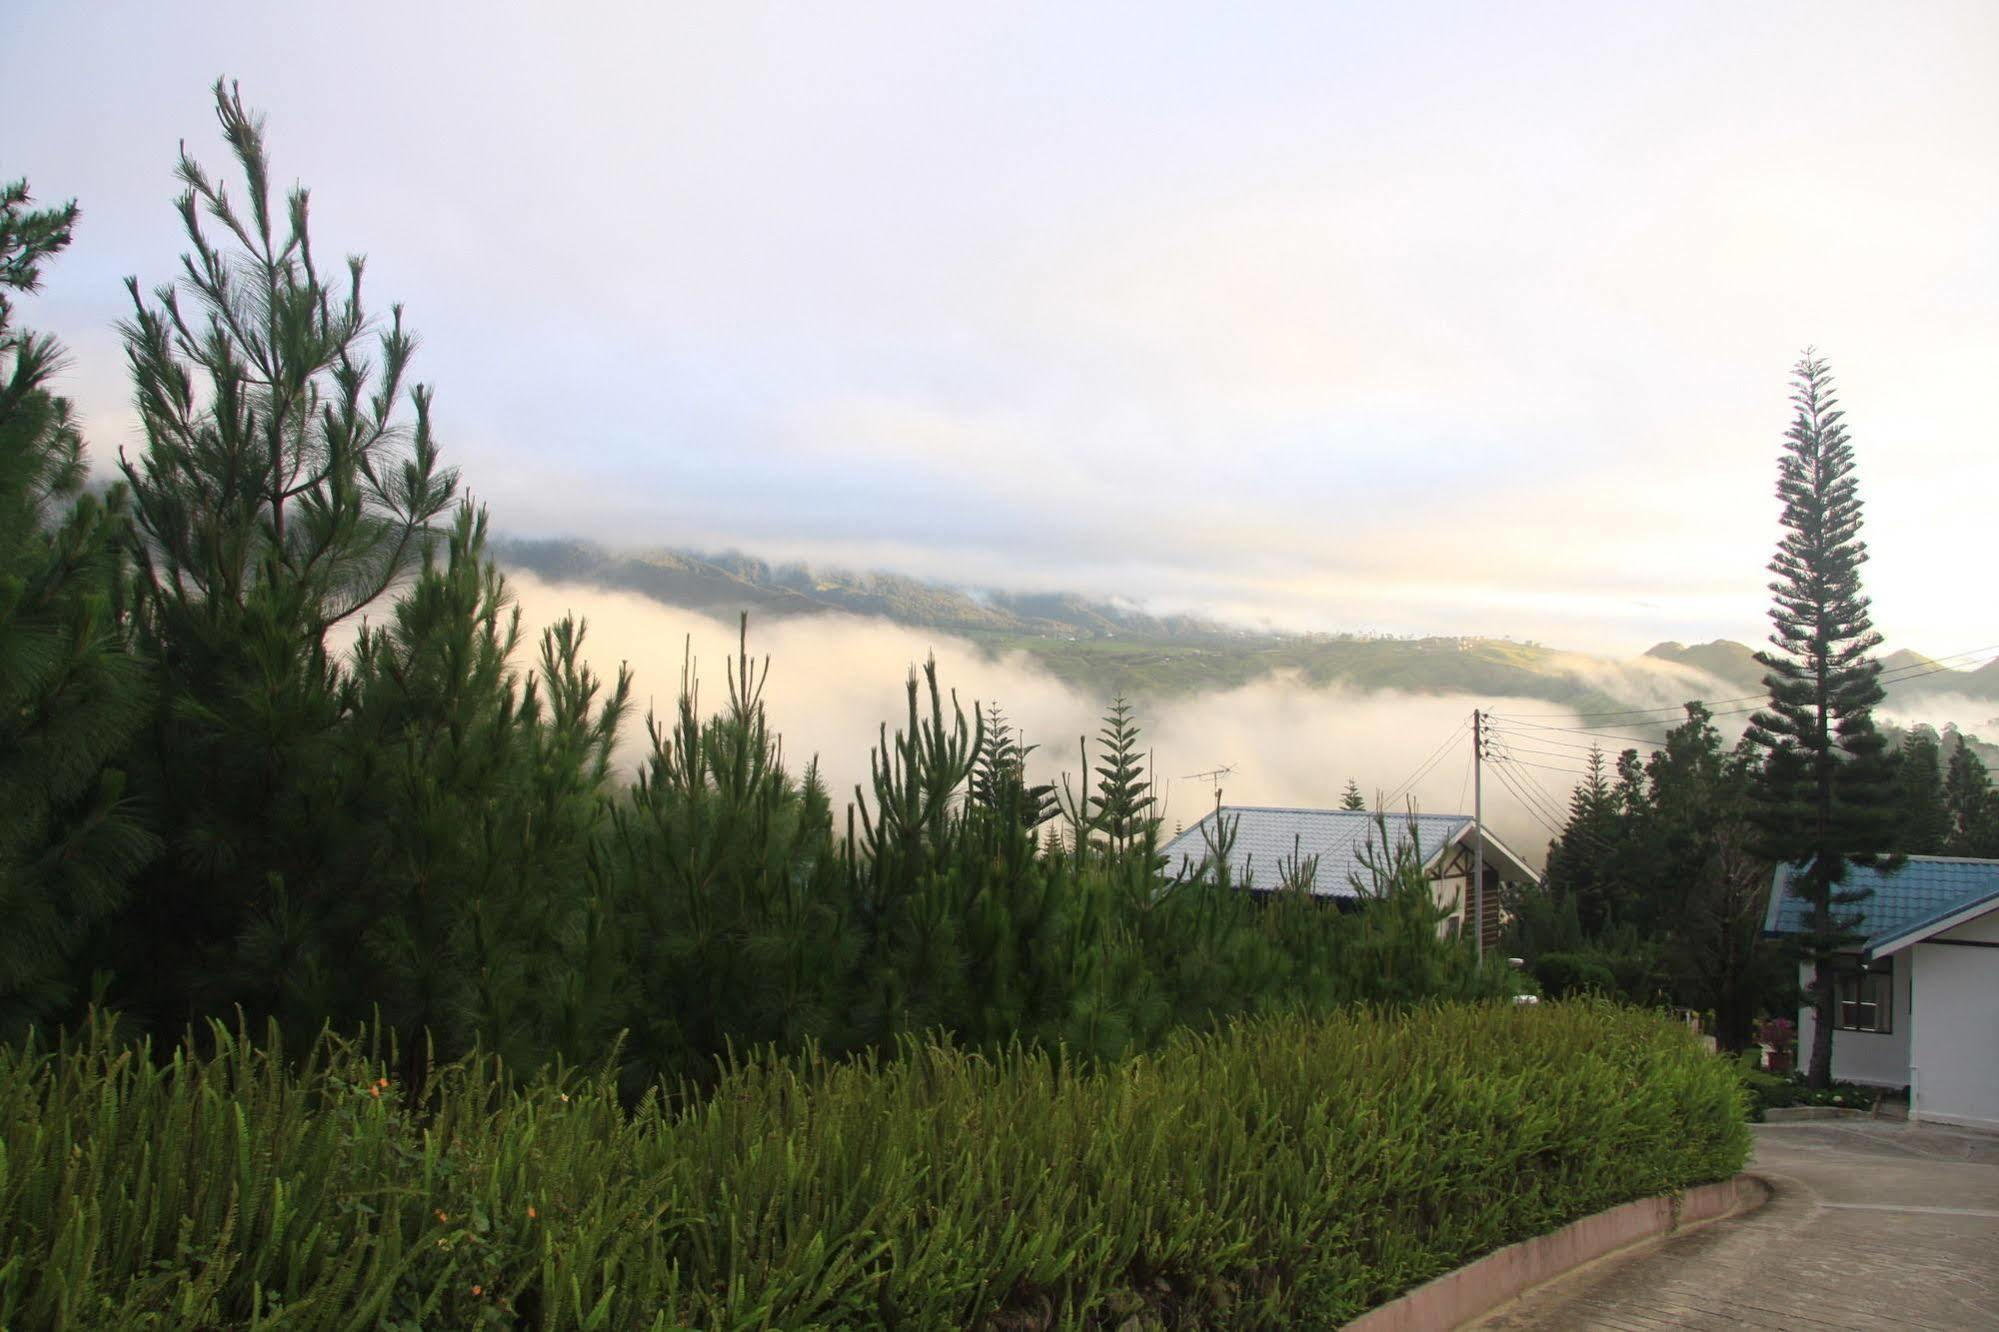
498;572;1722;870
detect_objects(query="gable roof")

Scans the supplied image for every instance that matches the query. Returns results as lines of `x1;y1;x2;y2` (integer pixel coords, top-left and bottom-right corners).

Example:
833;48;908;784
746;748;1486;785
1866;882;1999;957
1160;806;1539;899
1762;856;1999;956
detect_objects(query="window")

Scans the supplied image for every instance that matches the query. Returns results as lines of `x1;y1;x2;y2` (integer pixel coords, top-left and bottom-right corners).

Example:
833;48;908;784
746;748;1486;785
1835;958;1893;1034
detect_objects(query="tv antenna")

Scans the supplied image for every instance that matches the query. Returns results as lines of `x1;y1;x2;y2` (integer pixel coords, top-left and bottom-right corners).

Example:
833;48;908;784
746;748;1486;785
1181;764;1235;805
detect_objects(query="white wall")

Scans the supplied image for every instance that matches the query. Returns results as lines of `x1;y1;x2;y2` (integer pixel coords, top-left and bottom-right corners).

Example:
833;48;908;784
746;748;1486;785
1432;869;1468;938
1796;955;1912;1089
1910;910;1999;1130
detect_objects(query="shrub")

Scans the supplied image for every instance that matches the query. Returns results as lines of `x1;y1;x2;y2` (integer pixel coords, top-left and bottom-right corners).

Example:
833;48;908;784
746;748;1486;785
1;1002;1748;1329
1533;951;1619;999
1734;1052;1883;1121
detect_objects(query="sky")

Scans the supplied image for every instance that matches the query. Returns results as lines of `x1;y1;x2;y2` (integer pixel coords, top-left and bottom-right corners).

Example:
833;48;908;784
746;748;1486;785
7;1;1997;657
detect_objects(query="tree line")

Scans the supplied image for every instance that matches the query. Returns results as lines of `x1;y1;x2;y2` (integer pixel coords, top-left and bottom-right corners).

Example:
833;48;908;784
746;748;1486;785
1;83;1503;1084
1510;350;1993;1086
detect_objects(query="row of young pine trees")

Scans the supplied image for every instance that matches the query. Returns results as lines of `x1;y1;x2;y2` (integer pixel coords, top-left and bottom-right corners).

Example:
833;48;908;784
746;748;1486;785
1;84;1502;1084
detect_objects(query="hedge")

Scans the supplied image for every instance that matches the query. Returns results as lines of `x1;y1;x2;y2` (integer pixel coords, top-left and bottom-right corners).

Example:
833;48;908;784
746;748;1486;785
0;1002;1747;1329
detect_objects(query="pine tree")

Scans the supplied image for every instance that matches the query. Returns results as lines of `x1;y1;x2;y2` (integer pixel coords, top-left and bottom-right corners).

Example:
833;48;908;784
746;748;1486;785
1543;747;1627;933
110;81;460;1027
1892;729;1950;855
0;180;157;1031
1340;778;1366;812
1942;741;1999;858
1745;351;1899;1088
1644;707;1781;1051
1091;694;1155;857
970;702;1056;832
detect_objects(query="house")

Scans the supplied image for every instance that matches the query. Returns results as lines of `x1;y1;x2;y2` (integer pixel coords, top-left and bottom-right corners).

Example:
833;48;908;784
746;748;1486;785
1763;856;1999;1130
1160;806;1539;952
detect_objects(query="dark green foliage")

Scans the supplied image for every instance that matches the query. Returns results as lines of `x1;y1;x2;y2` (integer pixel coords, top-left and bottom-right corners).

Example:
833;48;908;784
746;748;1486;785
1540;747;1631;934
1340;777;1366;811
0;1004;1748;1329
333;506;631;1073
971;701;1058;832
1534;952;1618;998
1735;1052;1880;1121
1511;708;1788;1049
110;81;460;1030
1892;728;1951;855
0;180;157;1033
1942;738;1999;857
1744;352;1899;1087
606;616;854;1083
1090;693;1155;855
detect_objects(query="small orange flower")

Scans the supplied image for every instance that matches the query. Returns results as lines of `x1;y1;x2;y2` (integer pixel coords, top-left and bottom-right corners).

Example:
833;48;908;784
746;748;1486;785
436;1210;449;1223
369;1085;381;1098
527;1205;537;1219
471;1285;483;1297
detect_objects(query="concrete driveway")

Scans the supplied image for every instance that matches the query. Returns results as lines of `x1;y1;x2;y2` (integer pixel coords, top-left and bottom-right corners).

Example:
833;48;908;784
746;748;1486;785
1471;1119;1999;1330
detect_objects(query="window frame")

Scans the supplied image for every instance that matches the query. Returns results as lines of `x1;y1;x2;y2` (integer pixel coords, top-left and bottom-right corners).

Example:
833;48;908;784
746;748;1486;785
1833;956;1893;1035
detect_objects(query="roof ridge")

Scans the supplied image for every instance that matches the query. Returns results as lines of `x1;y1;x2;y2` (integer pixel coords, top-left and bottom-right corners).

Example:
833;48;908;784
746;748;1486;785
1212;804;1473;820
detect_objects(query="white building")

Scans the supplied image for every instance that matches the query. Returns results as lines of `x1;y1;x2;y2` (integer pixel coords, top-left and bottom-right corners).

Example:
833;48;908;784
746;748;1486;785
1763;857;1999;1131
1160;806;1539;952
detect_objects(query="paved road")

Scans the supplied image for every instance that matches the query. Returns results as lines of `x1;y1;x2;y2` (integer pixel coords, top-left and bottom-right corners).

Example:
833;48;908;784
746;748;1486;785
1472;1119;1999;1330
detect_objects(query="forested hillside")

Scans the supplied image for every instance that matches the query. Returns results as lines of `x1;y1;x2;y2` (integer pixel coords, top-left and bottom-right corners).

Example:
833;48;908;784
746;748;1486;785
498;537;1999;727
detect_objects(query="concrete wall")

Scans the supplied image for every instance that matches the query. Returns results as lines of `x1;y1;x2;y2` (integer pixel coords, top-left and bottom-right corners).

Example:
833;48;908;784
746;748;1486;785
1796;954;1911;1088
1910;911;1999;1130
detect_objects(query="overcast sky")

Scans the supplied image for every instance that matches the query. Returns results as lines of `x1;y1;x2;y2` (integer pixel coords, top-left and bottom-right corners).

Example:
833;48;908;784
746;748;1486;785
8;1;1995;656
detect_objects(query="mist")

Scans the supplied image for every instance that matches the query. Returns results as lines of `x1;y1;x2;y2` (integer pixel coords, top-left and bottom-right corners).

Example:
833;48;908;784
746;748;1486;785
491;571;1741;870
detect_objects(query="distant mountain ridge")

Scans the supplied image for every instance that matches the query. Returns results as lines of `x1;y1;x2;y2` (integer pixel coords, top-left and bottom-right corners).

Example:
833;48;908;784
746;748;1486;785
492;537;1253;644
1645;639;1999;712
495;537;1999;724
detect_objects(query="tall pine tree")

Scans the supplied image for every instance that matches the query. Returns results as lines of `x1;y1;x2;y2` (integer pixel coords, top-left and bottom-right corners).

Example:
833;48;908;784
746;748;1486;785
0;180;157;1032
111;80;459;1027
1745;351;1899;1088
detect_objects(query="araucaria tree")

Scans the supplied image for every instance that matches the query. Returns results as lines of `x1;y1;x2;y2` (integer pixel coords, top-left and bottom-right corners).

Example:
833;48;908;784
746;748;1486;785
1745;351;1899;1089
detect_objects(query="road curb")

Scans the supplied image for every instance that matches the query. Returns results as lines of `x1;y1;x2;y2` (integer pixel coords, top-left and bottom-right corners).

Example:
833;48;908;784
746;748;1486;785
1342;1173;1770;1332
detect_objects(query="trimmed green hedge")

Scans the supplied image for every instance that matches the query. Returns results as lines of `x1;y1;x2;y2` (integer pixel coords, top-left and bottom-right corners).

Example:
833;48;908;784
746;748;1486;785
0;1003;1747;1329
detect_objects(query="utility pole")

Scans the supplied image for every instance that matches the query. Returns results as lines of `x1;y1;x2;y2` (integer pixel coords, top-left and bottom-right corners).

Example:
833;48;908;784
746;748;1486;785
1472;709;1484;960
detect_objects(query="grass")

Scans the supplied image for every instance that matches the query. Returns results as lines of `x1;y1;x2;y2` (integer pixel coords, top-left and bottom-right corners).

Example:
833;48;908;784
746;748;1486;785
0;1002;1749;1330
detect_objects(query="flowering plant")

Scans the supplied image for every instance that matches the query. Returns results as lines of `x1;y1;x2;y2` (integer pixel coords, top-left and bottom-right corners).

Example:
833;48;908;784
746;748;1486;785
1755;1017;1796;1053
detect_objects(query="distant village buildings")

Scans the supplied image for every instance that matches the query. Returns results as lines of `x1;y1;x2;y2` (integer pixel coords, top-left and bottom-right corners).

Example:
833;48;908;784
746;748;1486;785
1160;806;1538;952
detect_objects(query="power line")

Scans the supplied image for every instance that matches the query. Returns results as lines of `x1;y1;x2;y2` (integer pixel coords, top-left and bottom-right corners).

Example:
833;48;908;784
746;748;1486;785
1485;737;1604;764
1488;750;1583;823
1486;739;1592;824
1486;759;1568;841
1488;756;1630;864
1380;718;1469;809
1482;728;1627;755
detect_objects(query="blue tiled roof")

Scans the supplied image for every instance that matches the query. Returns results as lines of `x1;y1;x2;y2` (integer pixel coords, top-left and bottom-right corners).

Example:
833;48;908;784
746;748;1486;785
1162;807;1475;898
1762;856;1999;951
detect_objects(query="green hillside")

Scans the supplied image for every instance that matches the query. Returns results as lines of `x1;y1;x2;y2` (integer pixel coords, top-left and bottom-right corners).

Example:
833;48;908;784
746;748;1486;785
495;538;1999;724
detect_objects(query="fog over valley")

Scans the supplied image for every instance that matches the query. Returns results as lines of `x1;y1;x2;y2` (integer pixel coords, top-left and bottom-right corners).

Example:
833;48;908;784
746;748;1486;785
500;570;1775;871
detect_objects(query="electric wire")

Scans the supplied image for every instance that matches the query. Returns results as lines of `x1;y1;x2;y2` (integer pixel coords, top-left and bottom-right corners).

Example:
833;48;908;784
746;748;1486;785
1379;718;1469;809
1486;759;1568;841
